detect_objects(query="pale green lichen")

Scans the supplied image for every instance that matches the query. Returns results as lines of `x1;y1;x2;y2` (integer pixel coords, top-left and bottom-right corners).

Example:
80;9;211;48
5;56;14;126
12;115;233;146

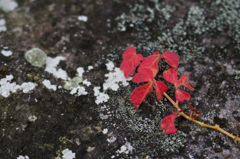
25;48;47;67
0;0;18;13
186;6;207;35
115;2;175;32
210;0;240;52
64;77;83;90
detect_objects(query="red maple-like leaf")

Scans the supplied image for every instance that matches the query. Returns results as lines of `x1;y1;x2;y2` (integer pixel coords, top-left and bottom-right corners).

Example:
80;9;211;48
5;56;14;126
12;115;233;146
137;51;161;77
154;81;168;101
177;74;195;91
131;68;168;109
160;112;178;134
161;51;180;69
175;89;191;102
163;68;194;102
132;68;153;84
120;47;143;78
162;67;178;87
130;83;153;109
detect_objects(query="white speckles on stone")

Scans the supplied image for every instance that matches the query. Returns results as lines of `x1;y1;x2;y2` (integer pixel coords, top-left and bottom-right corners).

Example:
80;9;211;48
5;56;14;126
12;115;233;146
0;0;18;13
94;86;109;104
16;155;30;159
21;82;36;93
62;148;75;159
42;79;57;91
93;61;130;104
0;75;36;97
0;25;7;32
70;86;88;96
95;93;109;104
78;15;88;22
83;79;91;86
103;67;131;91
87;146;95;152
107;136;117;144
224;63;240;75
102;128;108;134
88;65;93;71
1;50;12;56
93;86;101;96
76;67;84;77
0;18;6;25
28;115;37;122
45;56;68;80
116;142;135;154
0;75;19;97
0;19;7;32
106;61;115;71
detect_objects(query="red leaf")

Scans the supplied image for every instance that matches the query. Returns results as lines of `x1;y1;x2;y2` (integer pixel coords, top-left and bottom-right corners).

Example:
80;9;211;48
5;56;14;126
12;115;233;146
163;68;194;102
175;89;191;102
138;51;161;77
177;75;195;91
160;113;178;134
154;81;168;101
130;83;153;109
161;51;180;68
163;68;178;87
120;47;143;78
132;68;153;84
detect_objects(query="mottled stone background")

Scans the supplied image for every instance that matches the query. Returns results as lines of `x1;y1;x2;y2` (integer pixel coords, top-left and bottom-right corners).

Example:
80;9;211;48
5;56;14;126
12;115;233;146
0;0;239;158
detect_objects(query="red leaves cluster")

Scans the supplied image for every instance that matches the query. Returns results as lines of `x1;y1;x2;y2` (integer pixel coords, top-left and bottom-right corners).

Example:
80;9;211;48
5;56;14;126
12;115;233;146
120;47;196;134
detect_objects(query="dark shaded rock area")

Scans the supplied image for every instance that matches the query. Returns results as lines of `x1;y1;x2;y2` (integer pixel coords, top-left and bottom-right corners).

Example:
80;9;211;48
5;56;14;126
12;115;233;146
0;0;239;158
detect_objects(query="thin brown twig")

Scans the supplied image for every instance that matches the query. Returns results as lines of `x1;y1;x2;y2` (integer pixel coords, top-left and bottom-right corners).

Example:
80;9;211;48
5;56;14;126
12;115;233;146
163;92;240;143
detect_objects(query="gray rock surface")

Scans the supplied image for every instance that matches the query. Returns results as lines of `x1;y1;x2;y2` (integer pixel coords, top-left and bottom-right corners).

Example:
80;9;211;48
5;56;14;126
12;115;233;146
0;0;239;158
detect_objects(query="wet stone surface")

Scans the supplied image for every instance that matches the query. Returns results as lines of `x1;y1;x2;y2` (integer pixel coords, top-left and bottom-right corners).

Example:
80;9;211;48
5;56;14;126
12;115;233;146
0;0;240;158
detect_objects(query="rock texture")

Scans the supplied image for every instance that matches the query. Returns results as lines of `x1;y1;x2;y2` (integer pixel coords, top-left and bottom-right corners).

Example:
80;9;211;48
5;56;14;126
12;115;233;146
0;0;239;158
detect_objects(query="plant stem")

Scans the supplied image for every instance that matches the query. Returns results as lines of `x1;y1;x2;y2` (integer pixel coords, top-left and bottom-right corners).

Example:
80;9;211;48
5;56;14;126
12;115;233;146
163;92;240;143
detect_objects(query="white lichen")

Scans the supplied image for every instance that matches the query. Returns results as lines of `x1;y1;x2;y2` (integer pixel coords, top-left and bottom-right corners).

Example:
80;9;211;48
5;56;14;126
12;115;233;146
16;155;29;159
0;75;36;97
70;86;88;96
95;92;110;104
86;146;95;152
21;82;36;93
93;86;109;104
28;115;37;122
76;67;84;77
116;141;135;155
42;79;57;91
78;15;88;22
102;128;108;134
62;148;75;159
0;18;7;32
103;67;131;91
106;61;115;71
45;56;68;80
87;65;93;71
83;79;91;86
1;50;12;56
